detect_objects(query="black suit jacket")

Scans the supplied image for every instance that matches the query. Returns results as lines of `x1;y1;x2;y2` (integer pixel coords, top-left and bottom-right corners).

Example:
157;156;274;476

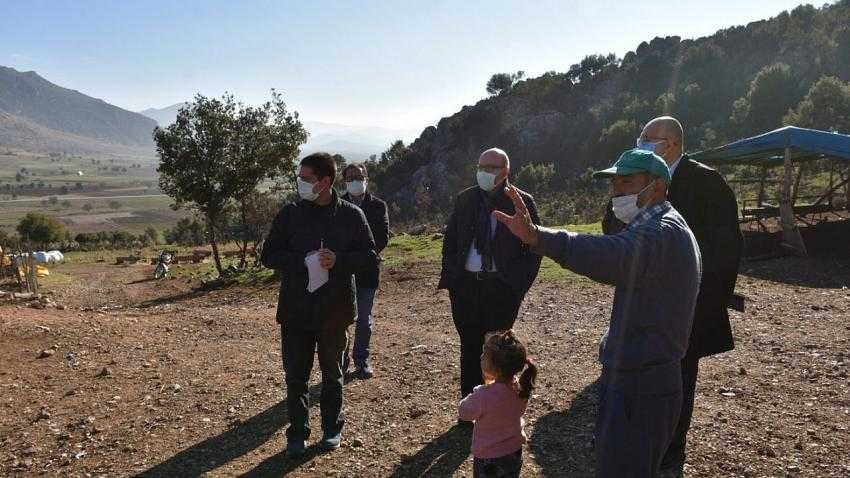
602;156;743;358
438;185;543;297
261;190;377;332
342;192;389;289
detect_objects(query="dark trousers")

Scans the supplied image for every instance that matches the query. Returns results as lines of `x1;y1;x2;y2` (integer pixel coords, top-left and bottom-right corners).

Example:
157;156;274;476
661;353;700;470
281;324;347;442
449;273;523;398
473;449;522;477
596;384;682;478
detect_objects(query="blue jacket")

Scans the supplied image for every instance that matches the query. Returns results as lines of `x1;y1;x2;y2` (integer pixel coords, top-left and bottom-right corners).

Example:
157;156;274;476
535;201;701;393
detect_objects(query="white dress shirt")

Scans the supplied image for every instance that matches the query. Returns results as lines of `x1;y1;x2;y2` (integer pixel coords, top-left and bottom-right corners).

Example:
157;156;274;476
465;213;498;272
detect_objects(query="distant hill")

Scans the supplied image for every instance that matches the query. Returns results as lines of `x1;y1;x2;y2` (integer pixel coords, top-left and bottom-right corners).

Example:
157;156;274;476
370;1;850;223
138;103;186;128
139;106;417;161
300;121;419;161
0;66;156;156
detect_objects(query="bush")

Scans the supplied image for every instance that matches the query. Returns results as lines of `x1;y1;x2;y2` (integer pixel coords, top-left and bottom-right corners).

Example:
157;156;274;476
164;218;207;246
16;212;65;248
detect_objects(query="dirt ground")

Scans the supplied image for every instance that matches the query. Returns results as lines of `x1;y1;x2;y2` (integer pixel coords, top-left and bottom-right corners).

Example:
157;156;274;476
1;254;849;477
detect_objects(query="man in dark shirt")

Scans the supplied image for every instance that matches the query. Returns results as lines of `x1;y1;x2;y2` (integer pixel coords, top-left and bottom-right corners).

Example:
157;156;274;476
439;148;542;415
261;153;377;458
340;163;389;380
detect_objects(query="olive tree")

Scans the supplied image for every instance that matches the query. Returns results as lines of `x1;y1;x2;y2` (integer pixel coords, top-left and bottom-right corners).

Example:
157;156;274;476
155;91;307;275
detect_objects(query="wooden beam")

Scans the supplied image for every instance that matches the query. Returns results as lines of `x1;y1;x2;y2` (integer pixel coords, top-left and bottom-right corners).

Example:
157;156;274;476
779;147;807;256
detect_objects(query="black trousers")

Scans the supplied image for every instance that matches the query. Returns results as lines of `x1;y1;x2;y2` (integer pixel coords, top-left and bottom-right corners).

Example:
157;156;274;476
661;353;700;469
473;449;522;477
281;324;347;442
449;273;523;398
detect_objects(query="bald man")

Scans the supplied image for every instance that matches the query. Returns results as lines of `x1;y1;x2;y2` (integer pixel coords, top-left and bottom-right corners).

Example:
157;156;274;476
603;117;743;477
438;148;542;414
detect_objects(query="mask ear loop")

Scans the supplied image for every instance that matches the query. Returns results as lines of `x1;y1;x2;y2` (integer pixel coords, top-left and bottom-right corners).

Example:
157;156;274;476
636;178;657;208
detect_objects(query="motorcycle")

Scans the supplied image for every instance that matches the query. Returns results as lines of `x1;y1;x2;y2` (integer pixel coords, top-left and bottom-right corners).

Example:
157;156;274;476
153;251;174;279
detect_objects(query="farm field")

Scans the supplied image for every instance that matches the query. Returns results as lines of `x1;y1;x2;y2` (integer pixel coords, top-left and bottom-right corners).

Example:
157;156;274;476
0;149;188;235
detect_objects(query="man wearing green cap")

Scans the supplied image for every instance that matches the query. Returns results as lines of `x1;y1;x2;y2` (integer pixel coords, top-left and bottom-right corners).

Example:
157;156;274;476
494;148;702;477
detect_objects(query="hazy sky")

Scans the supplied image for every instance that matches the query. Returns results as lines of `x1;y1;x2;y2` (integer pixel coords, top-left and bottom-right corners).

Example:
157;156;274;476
3;0;815;137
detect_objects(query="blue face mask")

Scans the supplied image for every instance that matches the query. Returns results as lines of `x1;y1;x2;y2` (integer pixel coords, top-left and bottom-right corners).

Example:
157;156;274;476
636;138;666;154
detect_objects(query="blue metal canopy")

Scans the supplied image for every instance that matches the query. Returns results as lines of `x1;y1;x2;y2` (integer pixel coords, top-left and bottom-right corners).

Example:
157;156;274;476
690;126;850;165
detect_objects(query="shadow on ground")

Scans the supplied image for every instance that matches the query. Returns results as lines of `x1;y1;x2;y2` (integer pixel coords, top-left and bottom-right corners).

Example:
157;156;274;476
126;277;156;285
740;254;850;289
530;380;599;477
134;288;213;309
136;385;322;477
387;424;472;477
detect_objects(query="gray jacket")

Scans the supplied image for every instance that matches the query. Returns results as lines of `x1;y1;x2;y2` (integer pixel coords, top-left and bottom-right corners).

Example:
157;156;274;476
534;201;701;393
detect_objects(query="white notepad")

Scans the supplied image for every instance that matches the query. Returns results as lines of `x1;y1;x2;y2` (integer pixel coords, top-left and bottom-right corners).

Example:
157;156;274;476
304;251;328;293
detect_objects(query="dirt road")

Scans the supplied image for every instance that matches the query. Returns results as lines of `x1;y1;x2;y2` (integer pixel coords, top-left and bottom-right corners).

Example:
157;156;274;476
1;255;848;476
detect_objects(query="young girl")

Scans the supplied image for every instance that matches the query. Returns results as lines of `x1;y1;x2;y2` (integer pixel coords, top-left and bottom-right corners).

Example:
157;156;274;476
458;329;538;477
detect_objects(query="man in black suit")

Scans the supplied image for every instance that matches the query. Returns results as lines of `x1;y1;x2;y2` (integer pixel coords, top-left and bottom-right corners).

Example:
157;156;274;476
340;163;389;380
439;148;543;415
261;153;377;458
603;117;743;477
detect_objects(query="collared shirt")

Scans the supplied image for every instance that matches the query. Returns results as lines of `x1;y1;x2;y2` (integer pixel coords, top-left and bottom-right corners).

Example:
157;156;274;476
348;193;364;206
629;201;673;230
668;155;684;177
465;213;498;272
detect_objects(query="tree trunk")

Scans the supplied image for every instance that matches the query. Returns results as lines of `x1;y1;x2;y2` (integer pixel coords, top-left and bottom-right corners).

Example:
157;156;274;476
238;202;248;269
207;215;224;275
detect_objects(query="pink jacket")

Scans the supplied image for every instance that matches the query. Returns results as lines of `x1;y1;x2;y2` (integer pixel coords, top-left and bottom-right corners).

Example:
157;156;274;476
458;382;528;459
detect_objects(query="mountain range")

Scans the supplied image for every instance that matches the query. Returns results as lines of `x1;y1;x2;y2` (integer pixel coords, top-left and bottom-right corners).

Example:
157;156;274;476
369;1;850;222
0;66;157;157
139;104;417;161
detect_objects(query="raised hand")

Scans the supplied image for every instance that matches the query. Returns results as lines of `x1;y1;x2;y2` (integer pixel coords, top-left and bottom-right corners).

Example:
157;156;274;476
493;185;538;246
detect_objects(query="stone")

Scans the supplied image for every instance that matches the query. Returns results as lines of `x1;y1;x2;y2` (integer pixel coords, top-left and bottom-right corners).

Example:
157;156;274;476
38;349;55;359
21;446;39;455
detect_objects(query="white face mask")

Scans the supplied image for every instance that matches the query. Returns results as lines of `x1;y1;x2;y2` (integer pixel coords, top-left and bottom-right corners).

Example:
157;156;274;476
477;171;499;192
345;180;366;196
297;177;321;202
611;179;656;224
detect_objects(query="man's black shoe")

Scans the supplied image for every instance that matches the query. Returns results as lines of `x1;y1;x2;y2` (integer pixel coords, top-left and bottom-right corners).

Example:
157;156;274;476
356;363;374;379
286;439;307;458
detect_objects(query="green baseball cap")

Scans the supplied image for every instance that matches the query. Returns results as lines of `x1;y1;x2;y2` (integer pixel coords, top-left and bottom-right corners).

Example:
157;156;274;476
592;148;672;183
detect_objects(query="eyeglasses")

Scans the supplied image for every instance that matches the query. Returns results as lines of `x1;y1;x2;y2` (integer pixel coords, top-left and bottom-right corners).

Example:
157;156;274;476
477;165;504;174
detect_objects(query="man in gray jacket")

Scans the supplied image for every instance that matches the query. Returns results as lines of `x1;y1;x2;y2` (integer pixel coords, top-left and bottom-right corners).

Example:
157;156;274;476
494;149;702;477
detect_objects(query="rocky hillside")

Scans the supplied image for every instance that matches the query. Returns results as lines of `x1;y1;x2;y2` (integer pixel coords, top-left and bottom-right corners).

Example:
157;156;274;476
372;1;850;221
0;66;157;155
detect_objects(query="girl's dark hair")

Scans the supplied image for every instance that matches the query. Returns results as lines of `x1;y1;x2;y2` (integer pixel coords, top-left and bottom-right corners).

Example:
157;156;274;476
484;329;538;400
